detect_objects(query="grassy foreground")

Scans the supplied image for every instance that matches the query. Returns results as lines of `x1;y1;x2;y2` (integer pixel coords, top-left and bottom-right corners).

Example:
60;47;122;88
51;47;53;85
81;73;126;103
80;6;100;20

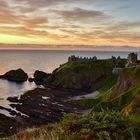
3;109;139;140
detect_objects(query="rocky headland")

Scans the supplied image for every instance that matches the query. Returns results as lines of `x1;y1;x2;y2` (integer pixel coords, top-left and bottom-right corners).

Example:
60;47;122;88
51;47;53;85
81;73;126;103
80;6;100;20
28;70;51;85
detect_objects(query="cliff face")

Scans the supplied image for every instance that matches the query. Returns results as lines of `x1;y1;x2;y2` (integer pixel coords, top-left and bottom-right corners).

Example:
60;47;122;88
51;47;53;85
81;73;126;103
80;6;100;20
111;66;140;115
94;66;140;116
110;67;136;98
45;60;116;90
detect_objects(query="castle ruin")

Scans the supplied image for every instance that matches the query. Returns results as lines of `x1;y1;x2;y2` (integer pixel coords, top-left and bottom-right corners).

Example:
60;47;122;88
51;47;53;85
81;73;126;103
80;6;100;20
128;53;138;63
68;55;97;62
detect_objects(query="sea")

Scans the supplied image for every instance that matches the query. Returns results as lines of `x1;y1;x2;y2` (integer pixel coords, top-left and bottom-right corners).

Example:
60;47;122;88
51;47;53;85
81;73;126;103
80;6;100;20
0;50;139;108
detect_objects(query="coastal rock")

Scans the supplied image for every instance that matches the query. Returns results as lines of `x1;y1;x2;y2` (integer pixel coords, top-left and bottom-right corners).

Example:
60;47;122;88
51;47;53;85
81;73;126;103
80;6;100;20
95;66;140;116
34;70;48;84
0;113;15;137
28;77;34;82
29;70;50;85
0;106;20;116
7;96;19;103
0;69;28;82
0;110;35;137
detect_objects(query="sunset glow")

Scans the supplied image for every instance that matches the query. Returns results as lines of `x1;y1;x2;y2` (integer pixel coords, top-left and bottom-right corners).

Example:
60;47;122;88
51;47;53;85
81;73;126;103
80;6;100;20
0;0;140;50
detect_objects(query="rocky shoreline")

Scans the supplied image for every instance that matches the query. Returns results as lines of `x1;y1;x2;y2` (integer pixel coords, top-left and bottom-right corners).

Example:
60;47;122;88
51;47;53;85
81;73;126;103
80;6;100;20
0;74;90;137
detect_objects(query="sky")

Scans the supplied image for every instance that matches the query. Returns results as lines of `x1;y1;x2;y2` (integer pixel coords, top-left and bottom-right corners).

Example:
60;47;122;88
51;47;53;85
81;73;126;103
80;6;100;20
0;0;140;50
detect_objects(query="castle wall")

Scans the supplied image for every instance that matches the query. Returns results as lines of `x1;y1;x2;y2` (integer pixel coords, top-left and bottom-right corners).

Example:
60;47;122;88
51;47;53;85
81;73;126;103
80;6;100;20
68;55;97;62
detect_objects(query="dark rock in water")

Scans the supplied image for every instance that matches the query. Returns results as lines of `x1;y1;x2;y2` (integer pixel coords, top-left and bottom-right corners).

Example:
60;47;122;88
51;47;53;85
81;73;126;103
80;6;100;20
28;77;34;82
34;70;48;85
7;96;19;103
0;69;28;83
30;70;50;85
0;106;20;116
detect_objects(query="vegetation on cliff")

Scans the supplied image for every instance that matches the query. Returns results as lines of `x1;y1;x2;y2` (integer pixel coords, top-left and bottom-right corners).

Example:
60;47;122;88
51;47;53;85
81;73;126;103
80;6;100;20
77;66;140;139
90;66;140;116
45;59;126;90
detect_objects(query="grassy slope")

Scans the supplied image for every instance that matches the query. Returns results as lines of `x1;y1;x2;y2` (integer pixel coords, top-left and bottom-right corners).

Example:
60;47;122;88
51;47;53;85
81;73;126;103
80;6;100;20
7;110;137;140
78;74;118;108
77;66;140;124
92;66;140;116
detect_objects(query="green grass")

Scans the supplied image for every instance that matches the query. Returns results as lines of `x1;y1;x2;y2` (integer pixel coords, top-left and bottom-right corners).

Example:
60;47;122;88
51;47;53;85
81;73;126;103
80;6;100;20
6;109;138;140
78;65;140;117
94;74;118;92
93;66;140;114
78;75;118;108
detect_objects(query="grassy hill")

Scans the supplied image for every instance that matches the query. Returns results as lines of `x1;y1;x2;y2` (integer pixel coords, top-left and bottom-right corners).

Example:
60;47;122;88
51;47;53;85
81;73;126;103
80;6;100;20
6;110;137;140
91;66;140;116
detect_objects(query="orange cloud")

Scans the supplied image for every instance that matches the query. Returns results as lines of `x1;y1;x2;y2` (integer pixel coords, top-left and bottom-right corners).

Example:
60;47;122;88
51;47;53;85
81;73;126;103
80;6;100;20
0;0;139;49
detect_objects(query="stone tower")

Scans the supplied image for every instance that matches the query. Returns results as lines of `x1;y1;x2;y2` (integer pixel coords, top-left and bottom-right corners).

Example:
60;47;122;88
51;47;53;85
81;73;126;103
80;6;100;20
128;53;137;63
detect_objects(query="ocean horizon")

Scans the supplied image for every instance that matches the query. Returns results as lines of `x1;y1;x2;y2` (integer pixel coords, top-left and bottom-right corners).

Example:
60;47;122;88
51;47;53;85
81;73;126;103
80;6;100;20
0;50;139;74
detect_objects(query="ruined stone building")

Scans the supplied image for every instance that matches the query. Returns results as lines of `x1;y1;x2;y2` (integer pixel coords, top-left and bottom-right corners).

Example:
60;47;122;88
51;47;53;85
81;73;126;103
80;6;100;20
128;53;138;63
68;55;97;62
